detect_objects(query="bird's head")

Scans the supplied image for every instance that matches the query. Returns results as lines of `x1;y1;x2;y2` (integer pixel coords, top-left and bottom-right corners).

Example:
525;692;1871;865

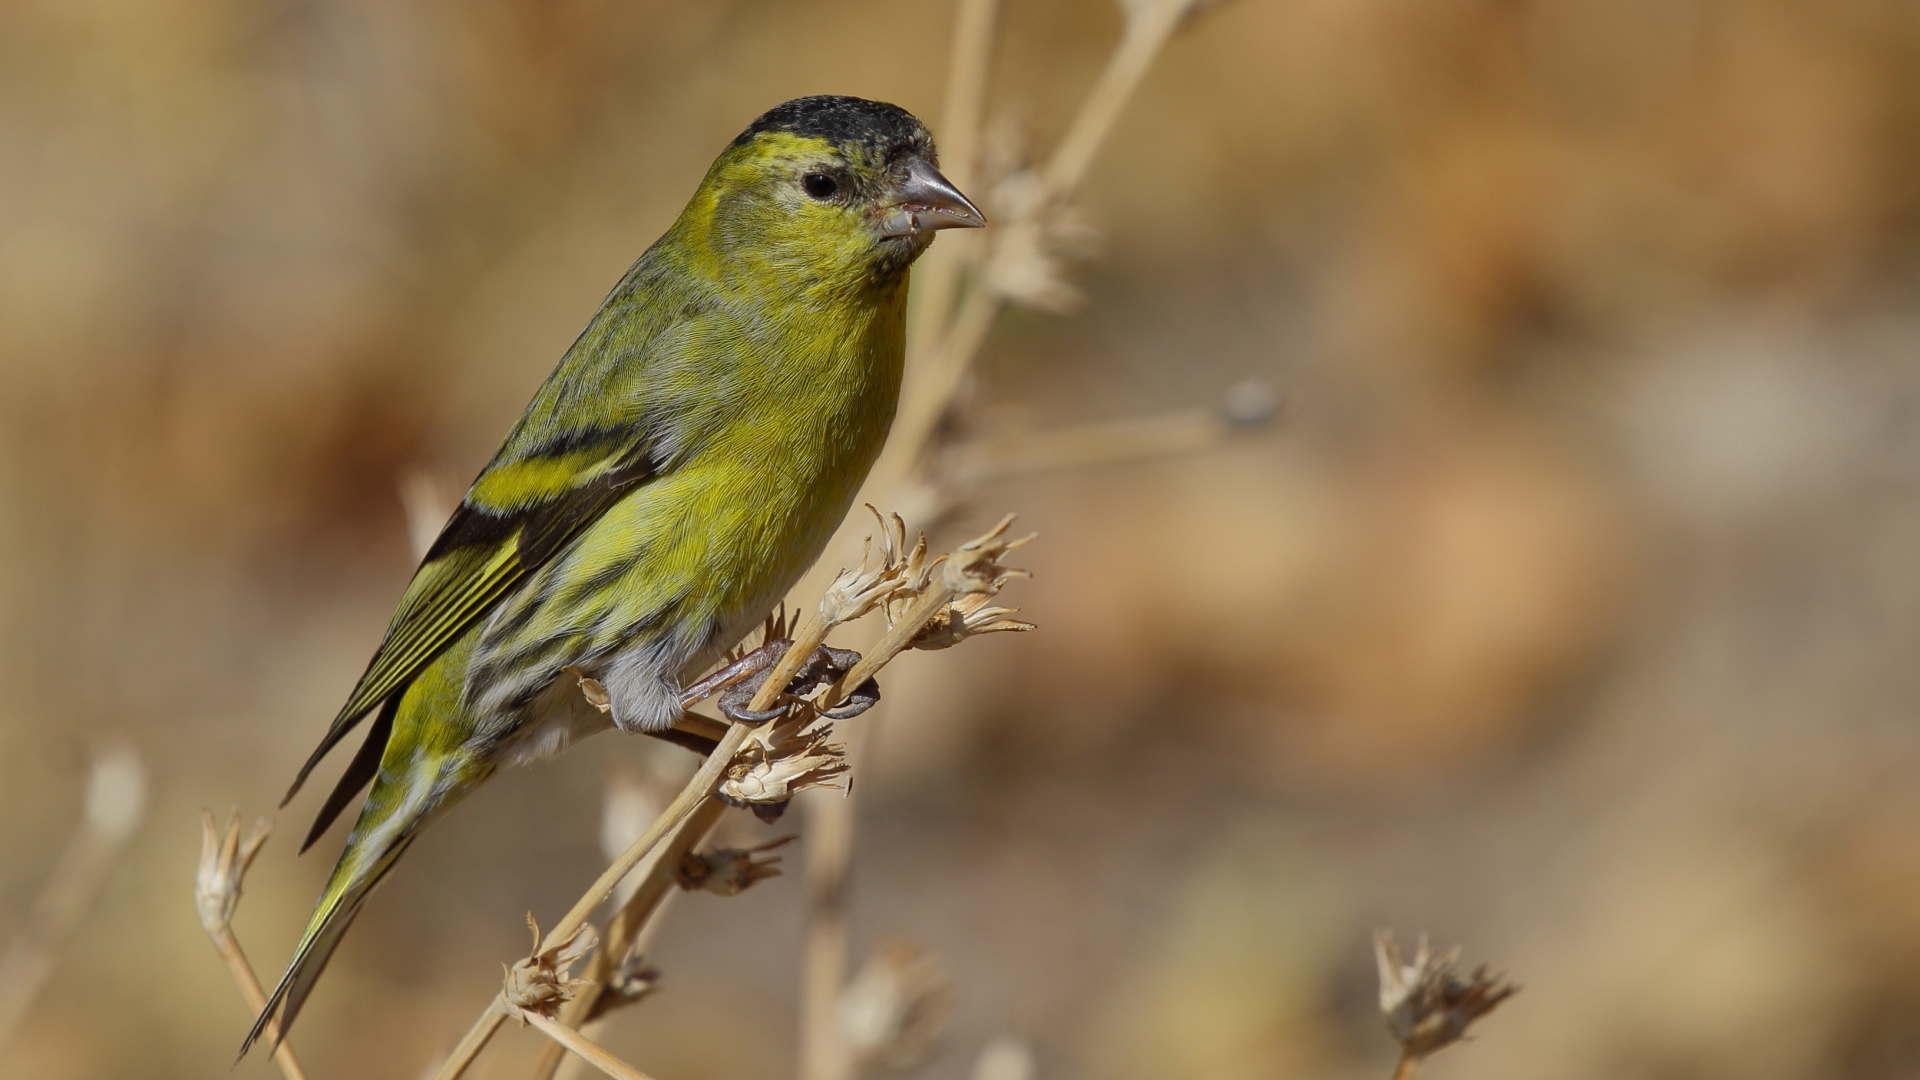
689;96;985;293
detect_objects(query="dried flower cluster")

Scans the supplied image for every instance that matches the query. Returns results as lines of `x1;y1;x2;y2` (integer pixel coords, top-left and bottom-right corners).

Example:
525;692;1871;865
193;809;310;1080
982;165;1099;314
503;917;597;1019
675;836;795;896
195;809;272;935
720;715;851;813
839;940;953;1075
1374;930;1518;1074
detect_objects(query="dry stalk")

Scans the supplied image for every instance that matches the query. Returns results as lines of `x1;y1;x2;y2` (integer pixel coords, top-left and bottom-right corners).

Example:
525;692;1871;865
903;0;999;369
796;5;1211;1078
881;0;1208;491
950;380;1279;482
195;810;310;1080
431;727;747;1080
526;797;727;1080
518;1008;659;1080
0;744;145;1054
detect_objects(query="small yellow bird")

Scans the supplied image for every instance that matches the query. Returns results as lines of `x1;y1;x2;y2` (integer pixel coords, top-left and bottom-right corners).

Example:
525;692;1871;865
246;95;982;1052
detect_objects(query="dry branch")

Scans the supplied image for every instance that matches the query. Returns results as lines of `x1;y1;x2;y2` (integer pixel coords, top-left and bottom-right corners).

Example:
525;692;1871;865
0;745;145;1054
195;809;310;1080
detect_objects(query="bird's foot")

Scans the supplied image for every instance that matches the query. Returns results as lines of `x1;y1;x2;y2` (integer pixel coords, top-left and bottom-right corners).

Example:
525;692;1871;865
679;640;786;710
819;675;880;720
715;644;881;724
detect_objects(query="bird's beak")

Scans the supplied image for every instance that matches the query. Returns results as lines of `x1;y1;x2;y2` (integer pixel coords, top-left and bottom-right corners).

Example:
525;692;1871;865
879;155;986;237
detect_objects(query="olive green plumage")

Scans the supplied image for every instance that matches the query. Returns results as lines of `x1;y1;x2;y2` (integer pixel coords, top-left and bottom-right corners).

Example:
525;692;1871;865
244;95;982;1054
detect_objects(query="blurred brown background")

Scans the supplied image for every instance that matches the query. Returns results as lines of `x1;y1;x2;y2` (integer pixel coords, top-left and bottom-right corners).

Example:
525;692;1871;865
6;0;1920;1077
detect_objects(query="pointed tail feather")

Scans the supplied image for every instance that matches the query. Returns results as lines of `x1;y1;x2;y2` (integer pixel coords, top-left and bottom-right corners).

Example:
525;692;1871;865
240;834;416;1059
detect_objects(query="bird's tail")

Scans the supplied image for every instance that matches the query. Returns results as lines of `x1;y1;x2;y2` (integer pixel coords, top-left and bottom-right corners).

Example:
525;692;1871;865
240;746;458;1058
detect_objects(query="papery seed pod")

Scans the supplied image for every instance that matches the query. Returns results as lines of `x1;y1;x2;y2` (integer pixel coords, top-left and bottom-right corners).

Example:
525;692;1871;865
502;918;597;1019
1374;931;1518;1061
840;940;952;1075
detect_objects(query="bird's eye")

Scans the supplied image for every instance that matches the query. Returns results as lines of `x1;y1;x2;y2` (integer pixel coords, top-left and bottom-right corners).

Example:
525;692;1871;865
801;172;839;200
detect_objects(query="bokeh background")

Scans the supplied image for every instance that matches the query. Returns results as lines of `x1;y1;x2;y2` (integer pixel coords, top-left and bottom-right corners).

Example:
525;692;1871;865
6;0;1920;1077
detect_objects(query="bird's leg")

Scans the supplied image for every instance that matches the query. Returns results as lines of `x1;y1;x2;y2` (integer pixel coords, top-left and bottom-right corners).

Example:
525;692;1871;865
638;641;787;754
680;640;787;708
641;725;721;756
717;639;839;724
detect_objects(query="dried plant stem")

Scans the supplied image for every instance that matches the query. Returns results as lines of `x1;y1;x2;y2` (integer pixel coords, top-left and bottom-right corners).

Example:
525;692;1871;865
950;407;1241;481
794;10;1192;1078
0;833;117;1049
205;924;310;1080
904;0;999;368
528;798;729;1080
518;1009;658;1080
548;724;751;953
1039;0;1194;199
830;586;953;706
1391;1053;1422;1080
0;748;143;1054
796;785;856;1080
884;0;1194;488
432;724;749;1080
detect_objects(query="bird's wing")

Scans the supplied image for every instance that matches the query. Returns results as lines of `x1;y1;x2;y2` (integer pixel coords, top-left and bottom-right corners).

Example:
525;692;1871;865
283;431;657;804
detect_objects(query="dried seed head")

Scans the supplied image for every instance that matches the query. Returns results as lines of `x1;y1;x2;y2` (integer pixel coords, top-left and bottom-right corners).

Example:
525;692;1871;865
912;592;1036;651
86;743;146;842
818;508;916;626
840;940;952;1075
675;835;796;896
586;953;662;1023
972;1038;1038;1080
985;170;1099;314
502;916;598;1019
1374;930;1518;1061
195;808;272;933
943;515;1035;596
719;716;849;806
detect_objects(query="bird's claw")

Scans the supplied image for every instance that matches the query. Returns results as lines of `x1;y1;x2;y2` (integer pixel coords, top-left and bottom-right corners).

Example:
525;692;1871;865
718;682;789;725
713;644;879;724
819;677;880;720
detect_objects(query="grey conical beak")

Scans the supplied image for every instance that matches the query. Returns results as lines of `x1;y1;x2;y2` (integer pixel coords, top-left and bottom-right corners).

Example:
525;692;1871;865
880;156;986;236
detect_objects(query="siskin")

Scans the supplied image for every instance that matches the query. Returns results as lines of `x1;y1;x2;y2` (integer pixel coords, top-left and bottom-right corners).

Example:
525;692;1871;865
244;95;982;1053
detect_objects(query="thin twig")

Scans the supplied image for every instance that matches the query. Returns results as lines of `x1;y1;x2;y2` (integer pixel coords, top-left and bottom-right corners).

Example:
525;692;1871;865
880;0;1199;493
528;798;728;1080
205;929;310;1080
904;0;1000;369
1038;0;1195;199
948;407;1248;481
546;724;751;955
795;9;1196;1078
431;725;749;1080
518;1008;658;1080
1391;1053;1422;1080
195;810;309;1080
0;745;144;1053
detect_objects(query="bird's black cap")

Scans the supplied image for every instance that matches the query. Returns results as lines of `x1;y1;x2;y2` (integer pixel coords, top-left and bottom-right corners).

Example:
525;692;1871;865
733;95;933;159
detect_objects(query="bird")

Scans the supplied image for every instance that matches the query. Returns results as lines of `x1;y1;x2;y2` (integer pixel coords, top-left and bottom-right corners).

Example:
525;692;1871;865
243;95;983;1054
